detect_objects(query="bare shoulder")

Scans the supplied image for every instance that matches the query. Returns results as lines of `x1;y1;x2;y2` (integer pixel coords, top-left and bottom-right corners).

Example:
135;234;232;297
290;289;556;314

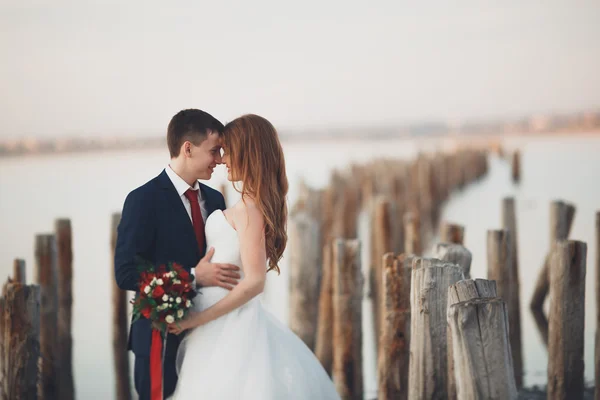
231;198;264;232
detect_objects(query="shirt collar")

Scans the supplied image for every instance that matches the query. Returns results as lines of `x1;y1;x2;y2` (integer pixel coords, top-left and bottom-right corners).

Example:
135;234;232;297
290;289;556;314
165;165;201;199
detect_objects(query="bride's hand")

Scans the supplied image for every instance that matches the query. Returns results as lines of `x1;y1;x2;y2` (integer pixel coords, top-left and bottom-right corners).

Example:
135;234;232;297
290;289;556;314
167;313;197;335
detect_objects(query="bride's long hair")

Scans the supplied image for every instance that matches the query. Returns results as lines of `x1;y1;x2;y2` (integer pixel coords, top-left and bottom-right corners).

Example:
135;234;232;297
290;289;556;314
222;114;288;274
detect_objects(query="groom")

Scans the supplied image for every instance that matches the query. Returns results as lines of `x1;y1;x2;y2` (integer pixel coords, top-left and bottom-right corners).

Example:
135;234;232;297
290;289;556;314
114;109;241;399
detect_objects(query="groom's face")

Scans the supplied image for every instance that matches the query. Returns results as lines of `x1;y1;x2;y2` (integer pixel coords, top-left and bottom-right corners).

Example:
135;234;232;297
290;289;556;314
189;130;222;180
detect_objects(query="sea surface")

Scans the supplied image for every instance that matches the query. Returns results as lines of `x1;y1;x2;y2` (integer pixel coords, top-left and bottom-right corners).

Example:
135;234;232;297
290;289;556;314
0;134;597;398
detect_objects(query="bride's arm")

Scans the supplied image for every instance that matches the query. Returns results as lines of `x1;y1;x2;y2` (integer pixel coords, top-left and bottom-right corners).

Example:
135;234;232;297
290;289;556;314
171;202;266;332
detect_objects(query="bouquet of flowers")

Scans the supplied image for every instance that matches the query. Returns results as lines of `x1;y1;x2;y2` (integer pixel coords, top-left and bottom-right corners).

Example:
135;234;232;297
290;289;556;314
131;259;197;333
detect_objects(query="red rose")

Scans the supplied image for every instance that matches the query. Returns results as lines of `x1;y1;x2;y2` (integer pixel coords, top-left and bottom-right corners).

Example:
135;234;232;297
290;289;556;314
152;285;165;299
178;268;190;282
141;307;151;319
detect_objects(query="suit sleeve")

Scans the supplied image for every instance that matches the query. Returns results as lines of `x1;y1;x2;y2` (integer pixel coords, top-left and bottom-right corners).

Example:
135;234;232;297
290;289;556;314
114;189;155;292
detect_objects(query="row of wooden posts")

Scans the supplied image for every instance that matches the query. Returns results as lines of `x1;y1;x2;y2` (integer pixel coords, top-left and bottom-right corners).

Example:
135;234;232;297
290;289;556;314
1;144;593;399
0;146;489;399
288;150;595;399
0;221;75;400
288;147;490;398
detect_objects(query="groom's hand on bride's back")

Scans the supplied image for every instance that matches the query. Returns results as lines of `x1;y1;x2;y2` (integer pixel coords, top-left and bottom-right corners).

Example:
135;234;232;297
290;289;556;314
195;247;241;290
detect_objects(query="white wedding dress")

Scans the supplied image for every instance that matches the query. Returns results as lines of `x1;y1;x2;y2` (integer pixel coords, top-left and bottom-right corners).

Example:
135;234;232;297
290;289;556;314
171;210;341;400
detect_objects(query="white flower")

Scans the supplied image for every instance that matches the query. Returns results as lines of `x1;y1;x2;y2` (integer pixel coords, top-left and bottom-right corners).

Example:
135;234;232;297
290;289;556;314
186;300;191;307
165;315;174;324
143;285;151;294
173;279;181;284
151;277;157;284
177;309;184;318
162;294;169;302
169;297;174;302
156;279;164;286
176;297;181;304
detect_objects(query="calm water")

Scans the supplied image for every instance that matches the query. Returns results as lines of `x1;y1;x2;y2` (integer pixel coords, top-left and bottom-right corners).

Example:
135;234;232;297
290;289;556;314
0;134;597;398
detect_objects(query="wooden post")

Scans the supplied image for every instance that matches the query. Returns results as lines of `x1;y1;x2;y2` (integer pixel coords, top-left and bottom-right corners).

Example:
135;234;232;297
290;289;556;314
501;197;523;388
219;182;228;207
289;211;321;350
440;222;465;245
315;244;333;375
36;233;58;400
447;279;517;399
332;239;363;400
596;211;600;400
435;243;472;279
371;199;392;346
13;259;26;284
486;229;522;389
55;219;74;400
0;284;5;400
408;257;464;400
511;150;521;183
377;253;411;400
548;240;587;399
111;213;132;400
404;212;421;256
3;283;41;400
530;201;575;346
436;243;472;400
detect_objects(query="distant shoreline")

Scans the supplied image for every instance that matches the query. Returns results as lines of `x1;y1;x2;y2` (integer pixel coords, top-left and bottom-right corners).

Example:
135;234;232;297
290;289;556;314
1;128;599;159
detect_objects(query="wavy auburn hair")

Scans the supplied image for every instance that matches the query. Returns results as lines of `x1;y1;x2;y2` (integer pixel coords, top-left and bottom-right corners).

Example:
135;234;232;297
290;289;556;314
222;114;288;274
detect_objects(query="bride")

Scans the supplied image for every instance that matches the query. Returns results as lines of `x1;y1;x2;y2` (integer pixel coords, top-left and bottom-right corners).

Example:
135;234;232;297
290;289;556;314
167;114;341;400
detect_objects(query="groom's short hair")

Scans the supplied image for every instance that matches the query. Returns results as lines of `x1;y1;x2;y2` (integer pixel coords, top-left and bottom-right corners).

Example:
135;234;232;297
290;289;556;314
167;109;224;157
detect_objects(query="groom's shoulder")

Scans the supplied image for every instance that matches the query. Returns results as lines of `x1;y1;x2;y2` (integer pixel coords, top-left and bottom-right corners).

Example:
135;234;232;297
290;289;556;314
199;182;224;201
124;172;164;200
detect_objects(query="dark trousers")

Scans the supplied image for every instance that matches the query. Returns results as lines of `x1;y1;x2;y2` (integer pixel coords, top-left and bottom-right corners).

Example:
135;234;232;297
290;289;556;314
133;335;180;400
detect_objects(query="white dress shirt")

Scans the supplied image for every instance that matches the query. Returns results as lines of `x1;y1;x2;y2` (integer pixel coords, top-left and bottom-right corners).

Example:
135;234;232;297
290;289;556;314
164;165;208;223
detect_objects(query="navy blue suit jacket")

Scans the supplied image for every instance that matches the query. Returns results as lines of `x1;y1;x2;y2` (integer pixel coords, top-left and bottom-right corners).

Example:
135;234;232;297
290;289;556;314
114;169;226;356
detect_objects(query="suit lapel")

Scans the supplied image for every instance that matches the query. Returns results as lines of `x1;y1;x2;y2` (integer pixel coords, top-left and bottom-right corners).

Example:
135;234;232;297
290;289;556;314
156;170;200;260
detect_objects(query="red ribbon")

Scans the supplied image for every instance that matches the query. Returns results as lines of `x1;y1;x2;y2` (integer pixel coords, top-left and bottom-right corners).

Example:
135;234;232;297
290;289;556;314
150;329;163;400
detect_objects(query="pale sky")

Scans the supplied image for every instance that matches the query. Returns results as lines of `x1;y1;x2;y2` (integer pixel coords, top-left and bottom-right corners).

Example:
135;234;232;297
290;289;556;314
1;0;599;138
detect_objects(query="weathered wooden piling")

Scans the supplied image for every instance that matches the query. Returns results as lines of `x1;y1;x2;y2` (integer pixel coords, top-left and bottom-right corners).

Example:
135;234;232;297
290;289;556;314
531;200;576;310
404;212;421;256
435;243;473;399
447;279;517;400
111;213;131;400
501;197;523;388
408;257;464;400
486;229;522;388
0;282;6;400
371;199;393;345
440;222;465;245
289;211;321;350
332;239;363;400
511;150;521;183
548;240;587;399
377;253;411;400
36;233;58;400
13;259;26;284
55;219;74;400
3;283;41;400
596;211;600;400
435;243;472;279
530;200;576;346
315;244;333;375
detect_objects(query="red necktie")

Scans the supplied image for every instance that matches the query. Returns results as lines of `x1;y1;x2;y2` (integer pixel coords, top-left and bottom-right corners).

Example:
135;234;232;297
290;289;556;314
184;188;205;252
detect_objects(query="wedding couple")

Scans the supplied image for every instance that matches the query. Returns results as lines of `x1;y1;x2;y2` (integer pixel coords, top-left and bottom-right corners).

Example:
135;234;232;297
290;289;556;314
114;109;340;400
